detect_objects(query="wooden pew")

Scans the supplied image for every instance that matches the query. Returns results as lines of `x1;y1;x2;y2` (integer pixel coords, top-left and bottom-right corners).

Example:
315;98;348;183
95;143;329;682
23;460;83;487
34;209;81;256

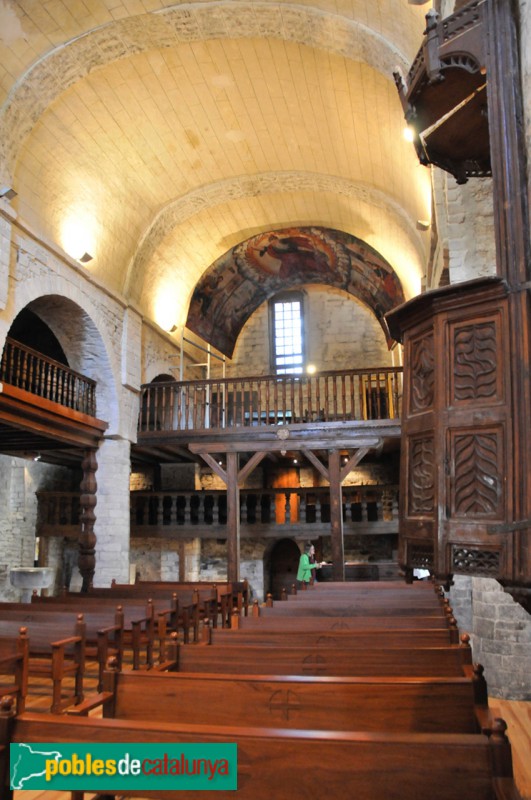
205;625;461;647
33;595;162;664
0;603;123;692
0;632;28;713
57;588;202;643
168;641;473;678
257;602;450;617
0;704;520;800
0;618;84;713
70;662;491;735
119;579;251;620
108;581;229;629
230;613;456;632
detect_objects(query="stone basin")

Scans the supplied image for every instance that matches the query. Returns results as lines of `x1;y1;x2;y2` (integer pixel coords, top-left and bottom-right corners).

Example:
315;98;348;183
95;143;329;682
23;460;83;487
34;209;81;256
10;567;55;602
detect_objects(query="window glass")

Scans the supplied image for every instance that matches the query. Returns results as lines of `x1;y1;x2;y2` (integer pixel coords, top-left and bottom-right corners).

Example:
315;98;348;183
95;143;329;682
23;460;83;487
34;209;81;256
271;296;304;374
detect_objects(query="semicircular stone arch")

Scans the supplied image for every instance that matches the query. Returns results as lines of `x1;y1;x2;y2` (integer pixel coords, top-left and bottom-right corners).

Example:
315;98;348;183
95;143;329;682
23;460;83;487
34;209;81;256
186;226;405;357
5;283;121;436
0;3;410;183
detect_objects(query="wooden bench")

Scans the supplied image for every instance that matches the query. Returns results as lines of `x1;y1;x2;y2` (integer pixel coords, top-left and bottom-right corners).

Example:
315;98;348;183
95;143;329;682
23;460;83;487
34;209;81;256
205;625;461;647
0;704;519;800
257;602;451;617
0;618;84;713
59;588;203;643
70;661;492;735
231;613;456;632
33;595;165;662
0;603;123;692
168;641;473;678
0;633;28;713
110;580;246;627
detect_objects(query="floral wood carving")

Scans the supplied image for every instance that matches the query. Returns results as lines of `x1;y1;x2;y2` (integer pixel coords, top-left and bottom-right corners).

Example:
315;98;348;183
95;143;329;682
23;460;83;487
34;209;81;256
410;334;435;414
452;433;500;516
453;321;498;402
408;436;435;515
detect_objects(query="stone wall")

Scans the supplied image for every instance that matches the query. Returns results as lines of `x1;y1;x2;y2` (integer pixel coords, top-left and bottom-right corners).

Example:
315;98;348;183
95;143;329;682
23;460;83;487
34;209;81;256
447;576;531;699
0;455;76;600
219;284;393;378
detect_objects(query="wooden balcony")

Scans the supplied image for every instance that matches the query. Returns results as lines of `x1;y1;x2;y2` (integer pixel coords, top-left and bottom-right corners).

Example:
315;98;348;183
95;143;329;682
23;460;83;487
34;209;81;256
1;337;96;416
0;337;106;461
36;485;399;540
135;367;403;467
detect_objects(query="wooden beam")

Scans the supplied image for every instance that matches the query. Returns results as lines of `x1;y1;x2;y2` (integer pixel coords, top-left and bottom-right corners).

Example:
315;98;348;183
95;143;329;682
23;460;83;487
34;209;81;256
340;446;372;483
301;448;329;481
198;452;228;484
226;453;240;583
188;436;384;455
329;449;345;582
238;451;267;486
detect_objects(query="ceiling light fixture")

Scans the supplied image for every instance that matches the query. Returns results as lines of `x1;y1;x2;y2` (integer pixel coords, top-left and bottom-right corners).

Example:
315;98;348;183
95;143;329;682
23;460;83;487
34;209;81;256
0;186;17;201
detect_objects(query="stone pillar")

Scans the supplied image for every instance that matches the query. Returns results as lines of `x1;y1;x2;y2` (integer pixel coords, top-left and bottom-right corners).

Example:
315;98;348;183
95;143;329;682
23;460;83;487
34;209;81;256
93;438;131;586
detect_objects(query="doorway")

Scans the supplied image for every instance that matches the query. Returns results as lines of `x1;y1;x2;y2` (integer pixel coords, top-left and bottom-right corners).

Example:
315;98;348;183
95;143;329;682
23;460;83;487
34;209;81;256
269;538;300;600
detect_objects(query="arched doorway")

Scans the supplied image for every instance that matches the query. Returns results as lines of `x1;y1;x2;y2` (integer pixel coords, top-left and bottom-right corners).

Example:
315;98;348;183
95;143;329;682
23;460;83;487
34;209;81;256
269;538;301;600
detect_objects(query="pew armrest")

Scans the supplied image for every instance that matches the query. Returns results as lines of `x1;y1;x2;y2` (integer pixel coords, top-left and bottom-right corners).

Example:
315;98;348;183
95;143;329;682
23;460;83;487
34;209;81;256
67;692;113;716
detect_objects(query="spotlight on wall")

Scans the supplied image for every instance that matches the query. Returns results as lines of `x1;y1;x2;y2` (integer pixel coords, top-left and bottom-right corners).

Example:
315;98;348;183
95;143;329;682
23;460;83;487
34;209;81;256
78;252;93;263
33;453;41;462
0;186;17;201
416;220;431;231
403;126;415;142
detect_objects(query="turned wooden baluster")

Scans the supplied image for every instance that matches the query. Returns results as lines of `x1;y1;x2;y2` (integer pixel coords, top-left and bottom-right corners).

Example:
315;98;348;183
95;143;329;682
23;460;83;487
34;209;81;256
79;449;98;593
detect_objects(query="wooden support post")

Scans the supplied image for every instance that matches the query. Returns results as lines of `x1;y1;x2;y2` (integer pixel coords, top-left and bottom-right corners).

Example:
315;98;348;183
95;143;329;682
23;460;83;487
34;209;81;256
79;449;98;593
226;452;240;583
329;449;345;581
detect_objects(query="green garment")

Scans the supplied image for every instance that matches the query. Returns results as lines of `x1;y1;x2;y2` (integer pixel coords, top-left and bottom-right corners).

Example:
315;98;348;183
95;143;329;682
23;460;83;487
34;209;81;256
297;552;315;583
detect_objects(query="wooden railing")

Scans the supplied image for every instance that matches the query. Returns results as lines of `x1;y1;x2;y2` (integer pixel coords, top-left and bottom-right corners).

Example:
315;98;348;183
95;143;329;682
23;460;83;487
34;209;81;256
0;337;96;416
139;367;403;433
36;486;399;539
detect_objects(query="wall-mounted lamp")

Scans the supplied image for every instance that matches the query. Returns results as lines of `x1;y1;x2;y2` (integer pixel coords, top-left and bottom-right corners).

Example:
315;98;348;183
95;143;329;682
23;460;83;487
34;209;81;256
0;186;17;201
33;453;41;462
403;126;415;142
78;252;93;263
306;364;317;375
169;325;178;333
416;220;431;231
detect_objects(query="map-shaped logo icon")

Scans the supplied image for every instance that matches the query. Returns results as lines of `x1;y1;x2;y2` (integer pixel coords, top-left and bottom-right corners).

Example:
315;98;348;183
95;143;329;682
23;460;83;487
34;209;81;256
11;743;63;789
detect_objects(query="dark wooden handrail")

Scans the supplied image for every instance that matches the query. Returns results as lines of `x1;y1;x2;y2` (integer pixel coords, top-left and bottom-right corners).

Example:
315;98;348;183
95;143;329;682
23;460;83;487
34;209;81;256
0;337;96;416
139;367;403;433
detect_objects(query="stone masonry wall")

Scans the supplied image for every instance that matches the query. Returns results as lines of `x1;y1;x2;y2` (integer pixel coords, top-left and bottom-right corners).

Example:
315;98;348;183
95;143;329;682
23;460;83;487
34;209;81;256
435;174;496;284
447;576;531;700
219;284;392;377
0;455;76;601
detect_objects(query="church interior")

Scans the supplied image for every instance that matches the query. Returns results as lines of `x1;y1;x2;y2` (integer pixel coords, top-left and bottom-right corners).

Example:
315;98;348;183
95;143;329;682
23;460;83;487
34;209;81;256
0;0;530;796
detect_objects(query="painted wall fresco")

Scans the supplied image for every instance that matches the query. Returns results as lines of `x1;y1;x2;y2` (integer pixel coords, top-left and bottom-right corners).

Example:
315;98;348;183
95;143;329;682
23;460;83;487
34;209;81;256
187;226;405;357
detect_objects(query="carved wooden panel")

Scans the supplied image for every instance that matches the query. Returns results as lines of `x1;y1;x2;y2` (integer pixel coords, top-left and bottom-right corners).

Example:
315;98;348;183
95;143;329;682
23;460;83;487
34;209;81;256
449;427;504;519
452;546;500;576
408;543;434;570
450;316;503;406
407;436;435;516
408;333;435;415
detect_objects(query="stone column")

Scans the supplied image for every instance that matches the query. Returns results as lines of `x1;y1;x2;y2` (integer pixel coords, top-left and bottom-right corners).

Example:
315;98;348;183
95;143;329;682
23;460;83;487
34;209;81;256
93;438;131;586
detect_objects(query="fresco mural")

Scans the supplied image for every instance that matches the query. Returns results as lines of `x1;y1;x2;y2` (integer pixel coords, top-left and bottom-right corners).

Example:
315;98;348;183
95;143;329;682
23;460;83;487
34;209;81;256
187;226;405;357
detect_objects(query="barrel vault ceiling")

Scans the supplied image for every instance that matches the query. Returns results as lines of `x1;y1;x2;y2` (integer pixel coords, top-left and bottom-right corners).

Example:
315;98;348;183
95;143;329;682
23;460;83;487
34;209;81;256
0;0;433;343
